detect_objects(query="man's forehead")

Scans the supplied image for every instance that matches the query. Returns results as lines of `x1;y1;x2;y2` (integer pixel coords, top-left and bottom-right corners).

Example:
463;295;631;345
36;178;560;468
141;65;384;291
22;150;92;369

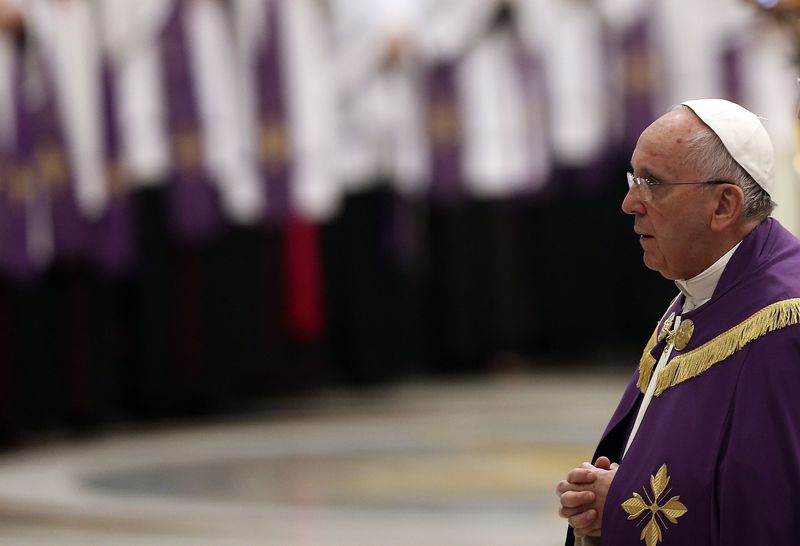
634;113;697;160
649;108;704;138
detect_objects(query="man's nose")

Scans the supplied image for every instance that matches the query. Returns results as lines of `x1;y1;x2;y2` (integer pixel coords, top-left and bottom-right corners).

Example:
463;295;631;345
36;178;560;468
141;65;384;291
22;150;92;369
621;186;645;216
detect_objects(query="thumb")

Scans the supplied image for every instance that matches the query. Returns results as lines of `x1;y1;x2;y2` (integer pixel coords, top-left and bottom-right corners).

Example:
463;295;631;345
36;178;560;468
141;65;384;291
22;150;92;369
594;456;612;470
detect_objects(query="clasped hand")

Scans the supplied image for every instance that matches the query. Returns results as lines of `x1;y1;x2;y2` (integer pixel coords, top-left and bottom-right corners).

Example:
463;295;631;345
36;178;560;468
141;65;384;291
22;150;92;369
556;456;619;538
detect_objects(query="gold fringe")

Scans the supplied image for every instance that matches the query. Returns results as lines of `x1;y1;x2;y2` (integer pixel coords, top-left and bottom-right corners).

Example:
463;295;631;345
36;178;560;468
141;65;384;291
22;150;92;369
636;329;658;392
652;298;800;396
637;297;679;393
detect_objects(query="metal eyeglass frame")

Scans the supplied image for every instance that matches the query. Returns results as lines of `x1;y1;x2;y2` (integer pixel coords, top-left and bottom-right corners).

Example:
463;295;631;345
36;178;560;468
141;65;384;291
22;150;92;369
626;172;730;202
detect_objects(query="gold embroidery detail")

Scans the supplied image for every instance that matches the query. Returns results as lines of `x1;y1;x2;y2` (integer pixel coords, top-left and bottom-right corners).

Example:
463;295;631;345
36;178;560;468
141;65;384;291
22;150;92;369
637;299;679;392
656;314;693;351
657;312;675;343
625;52;659;95
638;298;800;395
105;162;127;197
666;319;694;351
652;298;800;396
173;131;203;170
621;464;687;546
428;102;460;145
8;167;32;204
259;119;289;165
37;143;68;189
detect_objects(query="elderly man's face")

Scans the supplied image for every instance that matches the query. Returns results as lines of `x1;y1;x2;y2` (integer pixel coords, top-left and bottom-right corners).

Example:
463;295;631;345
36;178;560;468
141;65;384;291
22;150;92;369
622;110;719;281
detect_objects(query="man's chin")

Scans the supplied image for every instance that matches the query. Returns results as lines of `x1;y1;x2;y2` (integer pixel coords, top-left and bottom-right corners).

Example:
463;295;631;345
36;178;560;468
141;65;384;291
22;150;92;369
643;256;675;280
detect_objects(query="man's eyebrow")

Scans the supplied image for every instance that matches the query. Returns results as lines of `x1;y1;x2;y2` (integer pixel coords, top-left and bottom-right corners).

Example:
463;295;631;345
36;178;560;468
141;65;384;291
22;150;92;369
630;164;661;181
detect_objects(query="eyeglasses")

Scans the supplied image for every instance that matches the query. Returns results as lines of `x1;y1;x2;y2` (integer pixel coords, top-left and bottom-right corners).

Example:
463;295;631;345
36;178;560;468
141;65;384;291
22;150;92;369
626;172;730;202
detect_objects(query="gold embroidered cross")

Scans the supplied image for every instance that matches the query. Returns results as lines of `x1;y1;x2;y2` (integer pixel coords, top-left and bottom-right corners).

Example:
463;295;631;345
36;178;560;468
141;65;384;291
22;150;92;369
621;464;688;546
657;313;676;344
657;313;694;351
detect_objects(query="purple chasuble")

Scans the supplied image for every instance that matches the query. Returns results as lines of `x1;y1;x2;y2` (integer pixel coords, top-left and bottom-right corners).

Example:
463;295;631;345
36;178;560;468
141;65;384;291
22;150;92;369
160;0;222;243
569;219;800;545
255;0;292;225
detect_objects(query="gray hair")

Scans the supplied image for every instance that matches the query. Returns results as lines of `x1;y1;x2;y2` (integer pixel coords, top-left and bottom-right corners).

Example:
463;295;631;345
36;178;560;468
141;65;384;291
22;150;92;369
673;105;776;220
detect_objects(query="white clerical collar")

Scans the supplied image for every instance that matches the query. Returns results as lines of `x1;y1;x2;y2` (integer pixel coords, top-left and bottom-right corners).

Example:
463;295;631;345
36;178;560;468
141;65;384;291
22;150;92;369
675;242;741;313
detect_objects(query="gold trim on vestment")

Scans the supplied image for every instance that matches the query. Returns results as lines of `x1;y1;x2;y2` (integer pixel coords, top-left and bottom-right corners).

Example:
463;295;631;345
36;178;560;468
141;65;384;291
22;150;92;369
637;298;800;397
636;328;658;393
636;298;678;393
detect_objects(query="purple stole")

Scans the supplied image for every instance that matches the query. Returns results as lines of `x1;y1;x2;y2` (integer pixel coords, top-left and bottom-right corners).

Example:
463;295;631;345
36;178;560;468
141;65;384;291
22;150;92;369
425;60;465;207
254;0;325;340
255;0;291;224
426;18;552;206
93;56;137;275
0;46;74;281
570;29;615;196
34;50;86;265
720;37;743;105
620;15;658;153
510;27;554;199
160;0;222;243
0;49;40;282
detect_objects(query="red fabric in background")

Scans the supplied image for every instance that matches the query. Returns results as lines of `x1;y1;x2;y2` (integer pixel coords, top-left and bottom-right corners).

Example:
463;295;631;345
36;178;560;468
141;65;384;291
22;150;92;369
284;216;325;341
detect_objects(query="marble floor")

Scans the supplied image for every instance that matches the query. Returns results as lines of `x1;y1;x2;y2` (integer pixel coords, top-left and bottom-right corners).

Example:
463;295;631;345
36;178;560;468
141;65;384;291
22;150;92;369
0;366;630;545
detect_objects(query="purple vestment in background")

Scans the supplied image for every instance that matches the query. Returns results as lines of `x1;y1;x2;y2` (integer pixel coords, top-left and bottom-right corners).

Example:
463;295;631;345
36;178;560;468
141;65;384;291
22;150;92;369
255;0;292;224
160;0;222;244
425;61;464;207
0;45;74;281
35;51;86;265
0;49;40;282
620;15;657;154
93;53;137;275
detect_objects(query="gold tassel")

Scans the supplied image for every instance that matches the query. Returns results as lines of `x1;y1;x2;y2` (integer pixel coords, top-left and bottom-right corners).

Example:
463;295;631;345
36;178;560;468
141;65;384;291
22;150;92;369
652;298;800;396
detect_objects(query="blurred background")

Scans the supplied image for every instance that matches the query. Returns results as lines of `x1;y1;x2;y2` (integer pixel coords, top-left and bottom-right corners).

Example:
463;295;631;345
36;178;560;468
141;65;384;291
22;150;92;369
0;0;798;544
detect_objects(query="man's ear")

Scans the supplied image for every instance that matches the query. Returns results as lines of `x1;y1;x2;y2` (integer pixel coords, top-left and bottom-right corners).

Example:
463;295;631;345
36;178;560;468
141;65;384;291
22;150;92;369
710;184;745;232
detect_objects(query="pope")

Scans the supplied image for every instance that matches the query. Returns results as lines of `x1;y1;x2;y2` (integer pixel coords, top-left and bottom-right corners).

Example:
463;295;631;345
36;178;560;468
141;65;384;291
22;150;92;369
557;98;800;545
